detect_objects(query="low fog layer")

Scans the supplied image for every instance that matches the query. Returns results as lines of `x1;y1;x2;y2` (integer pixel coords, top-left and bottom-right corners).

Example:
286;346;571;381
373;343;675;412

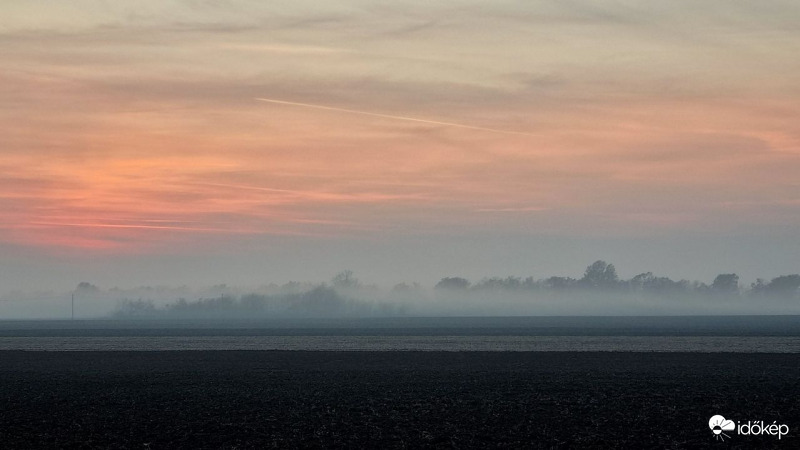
1;262;798;319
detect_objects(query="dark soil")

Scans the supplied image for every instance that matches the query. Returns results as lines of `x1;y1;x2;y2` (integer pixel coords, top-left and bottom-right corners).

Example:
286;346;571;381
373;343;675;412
0;351;797;448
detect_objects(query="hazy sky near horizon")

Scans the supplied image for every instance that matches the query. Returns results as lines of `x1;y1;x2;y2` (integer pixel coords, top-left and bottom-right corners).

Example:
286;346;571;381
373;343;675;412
1;1;799;292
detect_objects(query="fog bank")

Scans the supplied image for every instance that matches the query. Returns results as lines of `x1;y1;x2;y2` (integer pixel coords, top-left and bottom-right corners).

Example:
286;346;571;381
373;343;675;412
1;263;798;319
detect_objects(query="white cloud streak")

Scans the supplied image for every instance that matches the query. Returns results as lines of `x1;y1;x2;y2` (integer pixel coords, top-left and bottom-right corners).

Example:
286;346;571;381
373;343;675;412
255;98;540;137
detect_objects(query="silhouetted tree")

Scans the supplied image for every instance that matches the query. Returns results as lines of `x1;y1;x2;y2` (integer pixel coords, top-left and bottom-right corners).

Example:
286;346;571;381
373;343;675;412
691;281;711;294
473;276;522;291
332;270;360;289
711;273;739;295
758;274;800;298
750;278;768;295
543;276;576;290
114;299;156;317
628;272;688;295
290;286;346;312
629;272;654;290
435;277;470;290
522;276;538;290
580;260;619;289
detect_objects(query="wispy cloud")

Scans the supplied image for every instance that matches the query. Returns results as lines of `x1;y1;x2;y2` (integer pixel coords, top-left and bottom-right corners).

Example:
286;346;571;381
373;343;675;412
215;43;352;54
255;98;540;136
475;206;548;213
29;221;235;233
1;0;799;253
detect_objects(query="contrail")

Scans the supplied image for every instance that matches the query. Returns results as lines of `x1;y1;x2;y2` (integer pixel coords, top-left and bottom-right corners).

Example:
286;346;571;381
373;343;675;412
255;98;537;137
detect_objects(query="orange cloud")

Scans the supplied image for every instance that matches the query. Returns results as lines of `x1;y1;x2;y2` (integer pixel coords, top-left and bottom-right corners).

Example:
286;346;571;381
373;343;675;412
1;2;799;253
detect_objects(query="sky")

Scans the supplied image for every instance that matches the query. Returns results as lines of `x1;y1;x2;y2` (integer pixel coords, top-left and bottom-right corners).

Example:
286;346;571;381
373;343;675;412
1;1;799;292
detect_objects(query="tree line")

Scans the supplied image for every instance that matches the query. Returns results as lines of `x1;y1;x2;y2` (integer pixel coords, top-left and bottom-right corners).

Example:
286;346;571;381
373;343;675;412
109;261;799;318
434;260;800;299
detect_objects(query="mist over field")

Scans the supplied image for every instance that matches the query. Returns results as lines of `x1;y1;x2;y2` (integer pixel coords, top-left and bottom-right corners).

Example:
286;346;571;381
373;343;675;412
2;262;798;320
